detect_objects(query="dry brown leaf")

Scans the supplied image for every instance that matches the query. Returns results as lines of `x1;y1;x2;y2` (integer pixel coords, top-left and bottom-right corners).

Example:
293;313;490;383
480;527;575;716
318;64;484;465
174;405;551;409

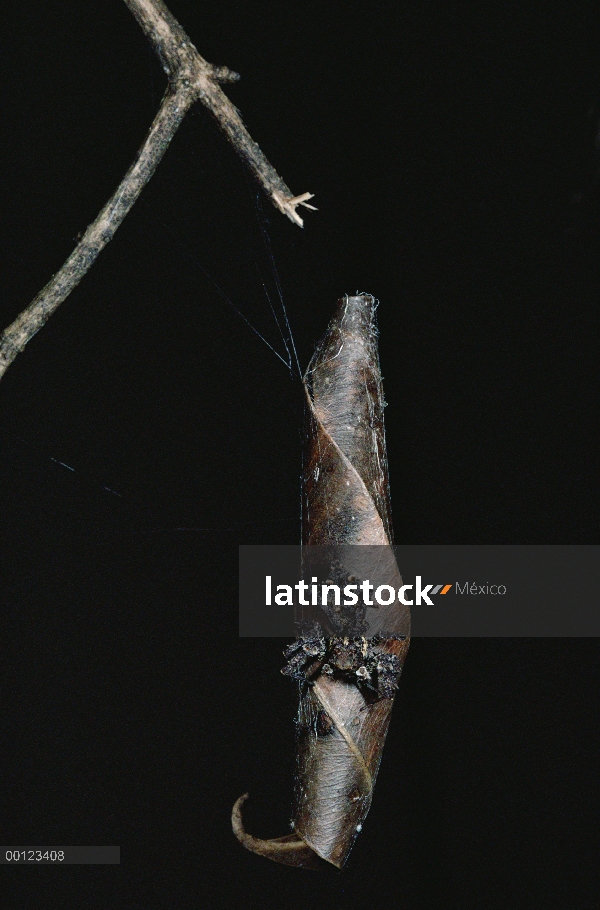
233;294;410;869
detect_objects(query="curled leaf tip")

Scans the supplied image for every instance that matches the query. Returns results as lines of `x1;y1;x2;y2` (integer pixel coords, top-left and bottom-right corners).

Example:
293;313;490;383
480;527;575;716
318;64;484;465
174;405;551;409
231;793;330;870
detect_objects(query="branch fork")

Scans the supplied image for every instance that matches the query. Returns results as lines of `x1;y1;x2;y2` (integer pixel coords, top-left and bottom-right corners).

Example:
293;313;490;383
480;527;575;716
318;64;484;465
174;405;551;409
0;0;314;381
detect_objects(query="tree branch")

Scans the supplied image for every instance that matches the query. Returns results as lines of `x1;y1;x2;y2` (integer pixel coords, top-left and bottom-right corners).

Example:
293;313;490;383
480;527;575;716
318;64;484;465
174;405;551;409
0;0;315;381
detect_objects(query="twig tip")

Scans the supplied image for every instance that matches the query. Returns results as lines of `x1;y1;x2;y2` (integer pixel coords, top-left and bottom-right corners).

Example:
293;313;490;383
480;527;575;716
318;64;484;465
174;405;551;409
275;192;317;227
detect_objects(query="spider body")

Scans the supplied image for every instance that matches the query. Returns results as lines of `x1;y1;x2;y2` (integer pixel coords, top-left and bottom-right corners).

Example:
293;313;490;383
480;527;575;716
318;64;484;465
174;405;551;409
282;628;405;699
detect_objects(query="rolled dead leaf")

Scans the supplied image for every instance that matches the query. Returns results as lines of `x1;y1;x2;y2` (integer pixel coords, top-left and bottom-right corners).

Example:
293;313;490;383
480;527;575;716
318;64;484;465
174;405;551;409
233;294;410;869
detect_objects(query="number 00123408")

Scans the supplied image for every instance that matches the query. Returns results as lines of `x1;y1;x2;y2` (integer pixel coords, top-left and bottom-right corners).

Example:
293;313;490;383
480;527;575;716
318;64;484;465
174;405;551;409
4;849;65;862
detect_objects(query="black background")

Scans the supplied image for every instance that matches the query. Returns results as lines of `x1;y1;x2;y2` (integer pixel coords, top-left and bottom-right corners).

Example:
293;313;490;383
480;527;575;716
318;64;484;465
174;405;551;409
1;1;598;907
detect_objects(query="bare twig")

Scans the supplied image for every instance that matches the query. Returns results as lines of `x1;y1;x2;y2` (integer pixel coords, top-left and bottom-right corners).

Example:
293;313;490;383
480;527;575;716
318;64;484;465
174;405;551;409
0;0;315;381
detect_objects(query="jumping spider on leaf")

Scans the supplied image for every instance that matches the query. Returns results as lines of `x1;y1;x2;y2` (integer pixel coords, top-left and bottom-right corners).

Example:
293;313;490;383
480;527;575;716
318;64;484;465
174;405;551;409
281;625;405;700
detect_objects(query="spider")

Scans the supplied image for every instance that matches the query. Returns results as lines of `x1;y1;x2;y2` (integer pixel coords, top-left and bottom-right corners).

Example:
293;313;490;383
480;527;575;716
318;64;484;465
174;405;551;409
281;626;405;699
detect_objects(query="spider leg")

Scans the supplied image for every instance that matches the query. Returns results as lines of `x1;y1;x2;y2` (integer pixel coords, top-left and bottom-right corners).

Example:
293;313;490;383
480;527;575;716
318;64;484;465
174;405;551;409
283;640;303;659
